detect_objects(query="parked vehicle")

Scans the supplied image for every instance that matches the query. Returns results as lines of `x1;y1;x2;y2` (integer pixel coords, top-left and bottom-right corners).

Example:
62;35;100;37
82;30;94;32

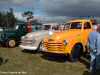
42;19;94;61
0;23;28;47
19;23;61;52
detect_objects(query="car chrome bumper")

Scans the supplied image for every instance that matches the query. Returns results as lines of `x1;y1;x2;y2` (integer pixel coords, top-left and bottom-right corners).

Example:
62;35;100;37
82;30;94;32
19;45;37;50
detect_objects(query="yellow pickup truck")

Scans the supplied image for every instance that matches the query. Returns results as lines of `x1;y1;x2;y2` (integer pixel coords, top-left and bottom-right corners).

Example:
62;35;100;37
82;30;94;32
42;19;94;61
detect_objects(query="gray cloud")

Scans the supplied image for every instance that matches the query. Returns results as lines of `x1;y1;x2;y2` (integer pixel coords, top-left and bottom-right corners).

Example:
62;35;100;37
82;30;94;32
40;0;100;17
0;0;38;11
1;0;100;17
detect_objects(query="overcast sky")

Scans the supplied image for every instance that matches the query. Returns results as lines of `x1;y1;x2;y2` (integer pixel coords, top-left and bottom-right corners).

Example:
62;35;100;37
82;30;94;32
0;0;100;22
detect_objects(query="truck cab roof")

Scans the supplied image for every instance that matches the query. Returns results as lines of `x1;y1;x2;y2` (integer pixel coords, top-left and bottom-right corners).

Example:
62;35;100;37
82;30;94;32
68;19;92;23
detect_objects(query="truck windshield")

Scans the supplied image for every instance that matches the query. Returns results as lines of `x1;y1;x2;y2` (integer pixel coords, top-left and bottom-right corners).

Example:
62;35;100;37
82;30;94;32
70;22;82;29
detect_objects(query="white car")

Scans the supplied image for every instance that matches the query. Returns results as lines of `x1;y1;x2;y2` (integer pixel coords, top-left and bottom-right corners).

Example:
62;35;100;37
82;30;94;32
19;23;60;52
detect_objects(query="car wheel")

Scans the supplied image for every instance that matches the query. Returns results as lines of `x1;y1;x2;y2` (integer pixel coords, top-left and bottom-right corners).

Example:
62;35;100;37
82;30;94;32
6;39;16;48
69;44;82;62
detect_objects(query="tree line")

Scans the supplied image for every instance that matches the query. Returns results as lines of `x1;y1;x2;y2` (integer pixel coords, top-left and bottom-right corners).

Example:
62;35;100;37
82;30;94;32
0;8;16;28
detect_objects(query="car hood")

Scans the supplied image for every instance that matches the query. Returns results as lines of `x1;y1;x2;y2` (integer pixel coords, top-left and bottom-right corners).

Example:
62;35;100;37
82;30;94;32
23;30;49;39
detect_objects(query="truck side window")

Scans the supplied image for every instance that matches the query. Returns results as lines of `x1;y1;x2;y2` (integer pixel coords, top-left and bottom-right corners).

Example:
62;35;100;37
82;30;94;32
84;22;91;29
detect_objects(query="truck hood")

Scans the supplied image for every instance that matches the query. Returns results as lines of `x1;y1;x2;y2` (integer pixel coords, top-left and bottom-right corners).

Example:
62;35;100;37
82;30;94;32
48;30;81;41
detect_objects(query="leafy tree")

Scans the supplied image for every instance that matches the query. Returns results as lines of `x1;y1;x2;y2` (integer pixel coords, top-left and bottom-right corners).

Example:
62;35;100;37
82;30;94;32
0;8;16;28
22;11;33;22
6;8;16;27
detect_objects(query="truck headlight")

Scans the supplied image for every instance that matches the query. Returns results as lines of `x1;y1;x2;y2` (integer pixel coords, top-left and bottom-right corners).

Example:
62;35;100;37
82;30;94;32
48;31;53;36
63;40;68;45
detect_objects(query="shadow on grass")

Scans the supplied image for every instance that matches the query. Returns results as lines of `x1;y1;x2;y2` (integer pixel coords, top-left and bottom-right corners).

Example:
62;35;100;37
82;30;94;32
83;70;100;75
41;53;68;63
79;54;90;70
95;69;100;75
0;57;3;65
0;57;9;66
83;71;90;75
21;49;37;54
79;57;90;69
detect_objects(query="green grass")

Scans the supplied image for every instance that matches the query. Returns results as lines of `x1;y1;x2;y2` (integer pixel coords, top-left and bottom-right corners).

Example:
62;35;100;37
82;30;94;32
0;47;89;75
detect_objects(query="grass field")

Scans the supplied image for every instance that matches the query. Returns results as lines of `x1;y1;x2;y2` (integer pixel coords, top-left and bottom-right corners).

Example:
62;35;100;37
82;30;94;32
0;47;92;75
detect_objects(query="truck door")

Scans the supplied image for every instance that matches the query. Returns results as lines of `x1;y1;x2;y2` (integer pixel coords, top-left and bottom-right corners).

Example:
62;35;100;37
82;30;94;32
82;22;92;45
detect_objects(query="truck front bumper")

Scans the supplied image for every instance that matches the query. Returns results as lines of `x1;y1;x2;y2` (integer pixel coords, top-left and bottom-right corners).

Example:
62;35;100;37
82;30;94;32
41;47;68;54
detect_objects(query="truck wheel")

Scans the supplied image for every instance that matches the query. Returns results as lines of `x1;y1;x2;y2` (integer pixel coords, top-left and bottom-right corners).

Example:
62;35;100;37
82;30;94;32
69;44;82;62
6;39;16;48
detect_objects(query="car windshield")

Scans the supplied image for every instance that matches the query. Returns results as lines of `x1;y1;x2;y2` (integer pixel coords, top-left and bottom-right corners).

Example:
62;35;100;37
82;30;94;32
53;23;70;31
43;25;51;30
32;25;42;31
33;24;69;31
1;23;24;31
70;22;82;29
42;25;60;31
1;27;16;31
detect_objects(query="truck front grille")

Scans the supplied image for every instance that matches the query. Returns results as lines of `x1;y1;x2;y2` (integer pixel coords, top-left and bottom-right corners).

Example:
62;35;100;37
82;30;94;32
43;41;64;51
